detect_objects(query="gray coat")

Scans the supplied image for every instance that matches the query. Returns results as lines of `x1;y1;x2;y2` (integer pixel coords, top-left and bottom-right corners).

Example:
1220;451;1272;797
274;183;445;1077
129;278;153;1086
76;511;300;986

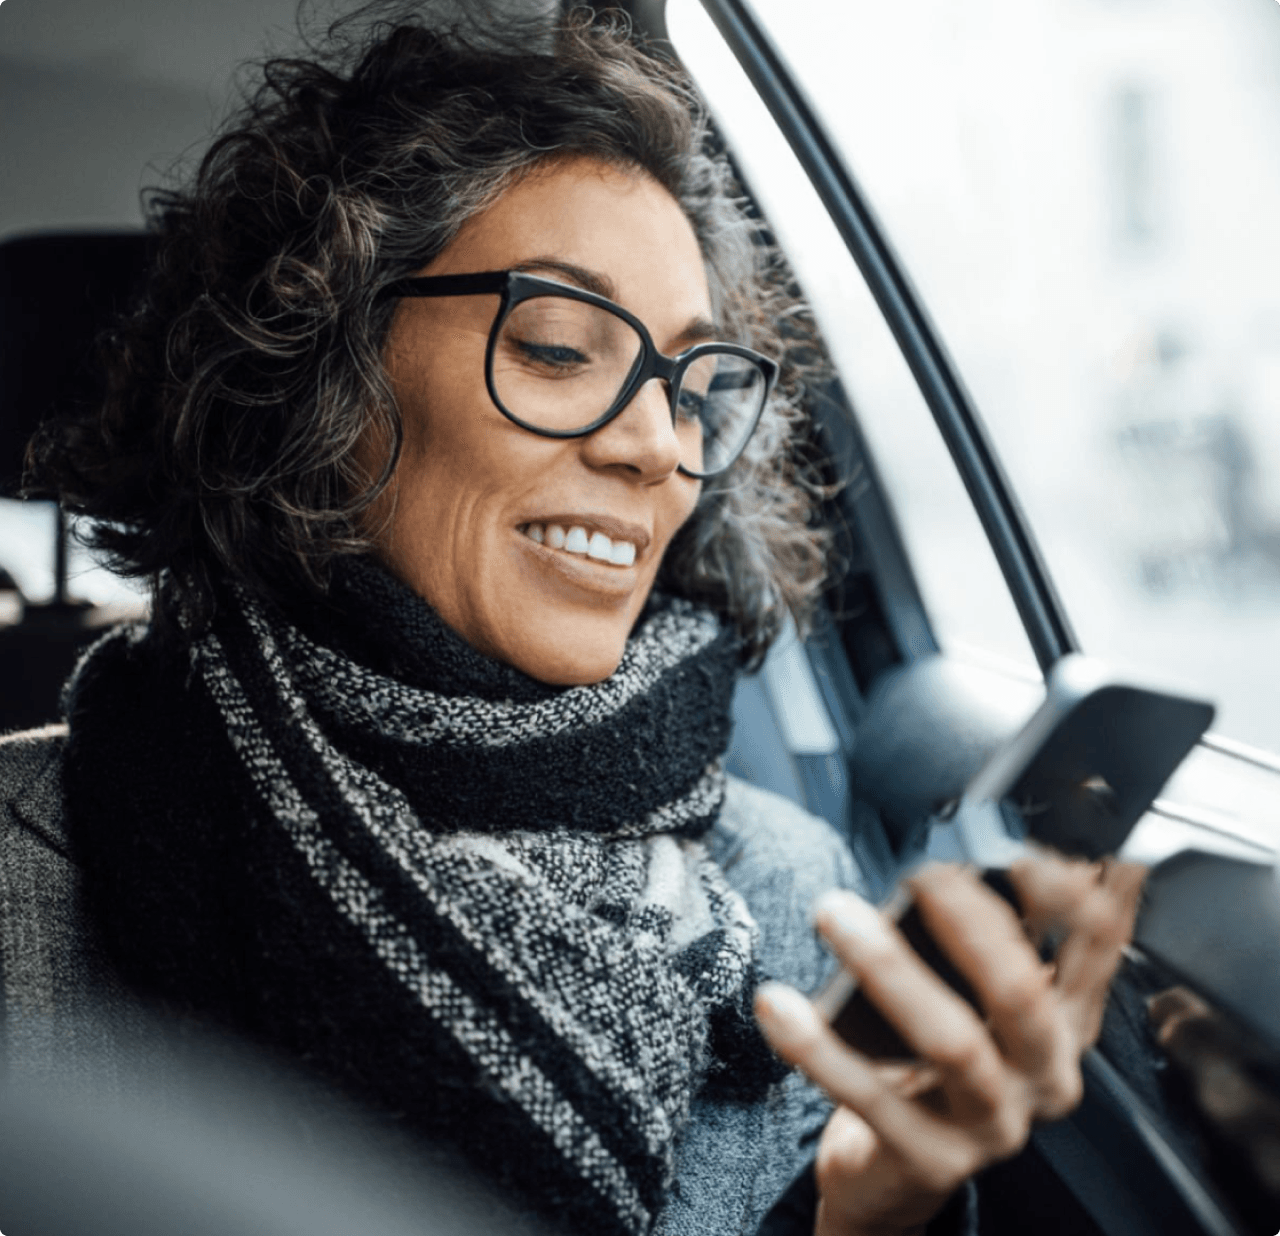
0;723;863;1234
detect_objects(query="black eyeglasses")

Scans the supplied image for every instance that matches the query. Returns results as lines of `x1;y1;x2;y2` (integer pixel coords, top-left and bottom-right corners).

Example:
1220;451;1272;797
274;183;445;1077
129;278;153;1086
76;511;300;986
381;269;777;479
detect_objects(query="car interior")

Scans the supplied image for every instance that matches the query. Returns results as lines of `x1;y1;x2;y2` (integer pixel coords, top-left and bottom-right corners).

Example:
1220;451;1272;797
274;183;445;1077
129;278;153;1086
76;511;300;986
3;0;1280;1233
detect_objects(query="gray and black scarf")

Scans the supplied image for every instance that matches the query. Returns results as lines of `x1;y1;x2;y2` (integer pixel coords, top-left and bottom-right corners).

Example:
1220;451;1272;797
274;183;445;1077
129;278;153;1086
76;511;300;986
63;561;784;1236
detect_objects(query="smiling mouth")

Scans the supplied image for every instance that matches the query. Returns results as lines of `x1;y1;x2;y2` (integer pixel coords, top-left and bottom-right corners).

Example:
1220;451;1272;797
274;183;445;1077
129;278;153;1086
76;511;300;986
519;522;638;567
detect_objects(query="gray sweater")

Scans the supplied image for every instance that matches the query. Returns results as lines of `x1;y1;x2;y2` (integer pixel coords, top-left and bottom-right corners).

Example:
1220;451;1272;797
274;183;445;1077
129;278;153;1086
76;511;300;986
0;724;863;1234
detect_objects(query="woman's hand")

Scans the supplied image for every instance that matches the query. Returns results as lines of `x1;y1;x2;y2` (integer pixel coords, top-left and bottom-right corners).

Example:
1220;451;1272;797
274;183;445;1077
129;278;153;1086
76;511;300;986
754;853;1147;1236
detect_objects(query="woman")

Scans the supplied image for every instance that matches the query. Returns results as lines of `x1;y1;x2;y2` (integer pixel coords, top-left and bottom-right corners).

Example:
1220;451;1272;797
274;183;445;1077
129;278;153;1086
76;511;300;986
15;6;1144;1235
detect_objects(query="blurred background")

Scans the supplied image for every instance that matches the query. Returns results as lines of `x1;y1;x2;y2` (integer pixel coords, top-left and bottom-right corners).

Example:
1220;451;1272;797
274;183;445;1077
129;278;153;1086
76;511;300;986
4;0;1280;752
673;0;1280;754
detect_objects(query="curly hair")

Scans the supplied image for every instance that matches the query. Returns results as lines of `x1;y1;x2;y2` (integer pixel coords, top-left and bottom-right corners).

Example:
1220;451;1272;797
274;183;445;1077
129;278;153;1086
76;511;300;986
29;1;828;664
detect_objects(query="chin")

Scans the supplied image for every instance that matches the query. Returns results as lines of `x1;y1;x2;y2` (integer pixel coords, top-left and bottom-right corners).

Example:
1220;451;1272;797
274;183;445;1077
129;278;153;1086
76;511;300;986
499;621;630;687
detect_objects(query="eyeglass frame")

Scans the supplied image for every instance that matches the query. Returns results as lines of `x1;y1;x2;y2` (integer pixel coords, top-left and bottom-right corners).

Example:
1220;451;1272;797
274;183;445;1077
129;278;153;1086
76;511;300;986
380;269;779;479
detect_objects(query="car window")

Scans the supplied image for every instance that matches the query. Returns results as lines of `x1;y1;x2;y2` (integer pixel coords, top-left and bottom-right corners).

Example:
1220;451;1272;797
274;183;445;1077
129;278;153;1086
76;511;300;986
0;503;140;607
677;0;1280;753
670;0;1041;679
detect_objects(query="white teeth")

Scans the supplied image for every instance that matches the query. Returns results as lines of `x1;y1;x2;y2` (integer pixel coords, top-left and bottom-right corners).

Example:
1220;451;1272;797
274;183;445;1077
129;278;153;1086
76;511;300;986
525;521;637;566
587;531;613;561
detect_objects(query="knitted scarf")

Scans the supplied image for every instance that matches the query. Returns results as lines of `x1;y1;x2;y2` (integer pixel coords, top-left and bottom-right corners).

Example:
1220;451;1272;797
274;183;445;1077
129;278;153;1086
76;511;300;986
63;562;783;1236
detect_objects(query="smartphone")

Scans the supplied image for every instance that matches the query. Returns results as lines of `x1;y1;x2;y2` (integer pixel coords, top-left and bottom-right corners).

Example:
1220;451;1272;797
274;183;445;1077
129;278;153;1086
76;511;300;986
814;655;1214;1059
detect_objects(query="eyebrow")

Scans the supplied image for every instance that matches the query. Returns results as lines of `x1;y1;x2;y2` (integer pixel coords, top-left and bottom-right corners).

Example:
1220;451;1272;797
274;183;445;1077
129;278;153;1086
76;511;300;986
513;257;724;350
512;258;617;300
669;317;721;349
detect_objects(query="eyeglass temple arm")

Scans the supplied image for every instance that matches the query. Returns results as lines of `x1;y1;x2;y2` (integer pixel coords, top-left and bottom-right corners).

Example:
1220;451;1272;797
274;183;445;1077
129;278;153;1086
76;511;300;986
382;271;510;299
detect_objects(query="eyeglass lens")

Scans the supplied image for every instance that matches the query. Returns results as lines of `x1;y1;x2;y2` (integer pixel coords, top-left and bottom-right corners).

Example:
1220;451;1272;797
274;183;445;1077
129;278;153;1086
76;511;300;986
490;295;766;475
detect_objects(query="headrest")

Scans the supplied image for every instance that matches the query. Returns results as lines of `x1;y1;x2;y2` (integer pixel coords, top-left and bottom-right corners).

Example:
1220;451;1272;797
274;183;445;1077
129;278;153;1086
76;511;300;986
0;231;151;497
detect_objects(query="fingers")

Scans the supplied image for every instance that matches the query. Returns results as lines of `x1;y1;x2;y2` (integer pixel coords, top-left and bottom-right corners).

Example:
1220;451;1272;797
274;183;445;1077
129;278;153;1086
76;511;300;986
907;865;1077;1114
1007;851;1146;972
756;981;951;1152
1005;848;1100;935
876;1060;944;1099
787;857;1141;1154
819;860;1136;1124
755;981;1004;1191
812;887;1012;1124
815;1105;878;1180
1010;854;1145;1045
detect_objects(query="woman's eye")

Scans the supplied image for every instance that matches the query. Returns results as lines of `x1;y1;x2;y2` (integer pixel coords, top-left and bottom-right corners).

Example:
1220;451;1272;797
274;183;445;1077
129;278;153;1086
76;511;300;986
676;388;709;424
514;340;590;371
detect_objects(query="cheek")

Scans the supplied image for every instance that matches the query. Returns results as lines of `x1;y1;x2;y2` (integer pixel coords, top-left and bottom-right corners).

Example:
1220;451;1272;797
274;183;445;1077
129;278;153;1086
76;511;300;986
388;372;481;503
384;321;486;455
356;365;460;557
665;480;703;548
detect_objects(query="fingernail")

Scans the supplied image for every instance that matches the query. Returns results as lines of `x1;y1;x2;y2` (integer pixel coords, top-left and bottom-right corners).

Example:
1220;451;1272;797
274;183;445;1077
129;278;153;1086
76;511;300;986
755;981;818;1046
814;889;889;949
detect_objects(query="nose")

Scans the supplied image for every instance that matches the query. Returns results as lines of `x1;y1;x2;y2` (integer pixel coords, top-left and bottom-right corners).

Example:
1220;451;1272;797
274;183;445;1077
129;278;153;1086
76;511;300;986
578;377;683;482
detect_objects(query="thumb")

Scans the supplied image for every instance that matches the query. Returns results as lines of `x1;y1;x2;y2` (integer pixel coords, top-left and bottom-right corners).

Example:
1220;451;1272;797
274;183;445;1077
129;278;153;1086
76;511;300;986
817;1105;880;1185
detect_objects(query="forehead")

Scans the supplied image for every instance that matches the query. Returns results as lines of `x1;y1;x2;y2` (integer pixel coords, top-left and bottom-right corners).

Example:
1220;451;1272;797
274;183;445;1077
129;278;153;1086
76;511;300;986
424;157;714;336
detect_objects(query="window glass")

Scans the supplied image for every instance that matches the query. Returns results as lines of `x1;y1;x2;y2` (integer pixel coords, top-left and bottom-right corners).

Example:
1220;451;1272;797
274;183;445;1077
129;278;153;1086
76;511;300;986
0;500;143;607
684;0;1280;753
670;0;1038;675
0;501;58;602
